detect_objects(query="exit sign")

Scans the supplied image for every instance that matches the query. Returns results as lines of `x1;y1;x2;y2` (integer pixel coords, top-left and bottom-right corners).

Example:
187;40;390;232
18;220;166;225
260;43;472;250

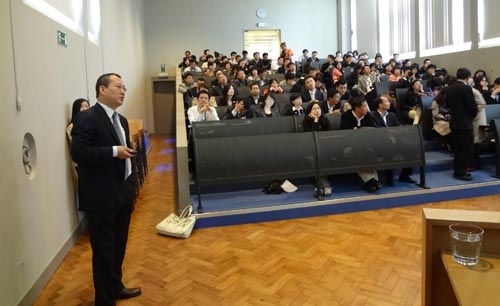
57;30;67;47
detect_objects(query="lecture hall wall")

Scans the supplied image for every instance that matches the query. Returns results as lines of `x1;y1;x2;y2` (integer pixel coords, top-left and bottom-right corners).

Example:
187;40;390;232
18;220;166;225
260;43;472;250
0;1;147;305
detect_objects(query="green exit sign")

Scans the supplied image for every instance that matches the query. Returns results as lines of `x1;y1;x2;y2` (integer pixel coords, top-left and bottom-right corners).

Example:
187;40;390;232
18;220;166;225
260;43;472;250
57;30;67;47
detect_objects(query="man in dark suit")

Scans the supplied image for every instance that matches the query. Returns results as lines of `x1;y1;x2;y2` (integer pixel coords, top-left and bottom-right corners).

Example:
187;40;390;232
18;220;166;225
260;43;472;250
223;98;254;119
340;96;380;192
301;76;324;102
245;81;265;106
71;73;141;306
320;88;344;114
446;68;478;180
367;96;416;186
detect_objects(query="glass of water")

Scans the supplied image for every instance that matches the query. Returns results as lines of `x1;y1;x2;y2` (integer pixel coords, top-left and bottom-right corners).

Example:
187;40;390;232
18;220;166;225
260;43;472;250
449;223;484;266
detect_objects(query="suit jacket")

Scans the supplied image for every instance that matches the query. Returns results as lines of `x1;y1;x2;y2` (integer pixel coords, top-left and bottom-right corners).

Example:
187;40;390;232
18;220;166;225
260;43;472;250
368;110;401;128
446;81;478;130
254;107;280;118
340;109;371;130
248;59;262;68
187;86;200;98
223;109;254;119
301;90;324;102
320;100;343;114
245;95;265;106
71;103;131;212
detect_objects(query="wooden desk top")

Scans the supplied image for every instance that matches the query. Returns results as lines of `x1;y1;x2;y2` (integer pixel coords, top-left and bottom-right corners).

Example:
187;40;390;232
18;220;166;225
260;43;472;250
442;252;500;306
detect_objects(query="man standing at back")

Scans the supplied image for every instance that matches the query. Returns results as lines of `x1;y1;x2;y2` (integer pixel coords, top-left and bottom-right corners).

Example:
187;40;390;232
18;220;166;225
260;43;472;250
71;73;141;306
446;68;478;181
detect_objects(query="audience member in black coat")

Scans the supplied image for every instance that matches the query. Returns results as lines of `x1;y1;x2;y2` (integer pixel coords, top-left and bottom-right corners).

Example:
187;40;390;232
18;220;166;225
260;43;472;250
245;81;265;106
301;76;324;102
367;96;416;186
320;88;344;115
284;93;305;116
446;68;478;181
301;101;332;196
223;97;254;119
340;96;380;192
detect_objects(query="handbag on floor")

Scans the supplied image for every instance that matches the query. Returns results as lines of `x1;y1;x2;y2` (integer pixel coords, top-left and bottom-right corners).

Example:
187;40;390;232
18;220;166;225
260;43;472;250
156;205;197;238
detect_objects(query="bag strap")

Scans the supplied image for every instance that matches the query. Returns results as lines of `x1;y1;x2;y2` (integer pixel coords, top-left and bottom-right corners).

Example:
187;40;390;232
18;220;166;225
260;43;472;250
179;205;193;219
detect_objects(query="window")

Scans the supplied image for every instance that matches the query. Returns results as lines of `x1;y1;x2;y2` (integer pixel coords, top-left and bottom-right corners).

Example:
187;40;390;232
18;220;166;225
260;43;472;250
419;0;471;56
87;0;101;46
350;0;415;60
378;0;416;59
24;0;83;36
243;30;281;61
478;0;500;49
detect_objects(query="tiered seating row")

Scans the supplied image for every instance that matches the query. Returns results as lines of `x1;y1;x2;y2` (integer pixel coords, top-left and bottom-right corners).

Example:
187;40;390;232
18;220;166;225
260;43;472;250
191;119;427;212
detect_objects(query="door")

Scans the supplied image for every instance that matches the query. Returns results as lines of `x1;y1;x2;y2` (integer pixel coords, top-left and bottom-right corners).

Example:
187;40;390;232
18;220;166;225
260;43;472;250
153;79;175;135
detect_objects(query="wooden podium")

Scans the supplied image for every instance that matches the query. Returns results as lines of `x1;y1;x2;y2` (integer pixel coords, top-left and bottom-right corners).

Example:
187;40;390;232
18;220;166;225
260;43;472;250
441;252;500;306
422;209;500;306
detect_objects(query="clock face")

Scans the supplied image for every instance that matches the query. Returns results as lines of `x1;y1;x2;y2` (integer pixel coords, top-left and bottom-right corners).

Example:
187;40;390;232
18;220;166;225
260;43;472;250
256;8;267;18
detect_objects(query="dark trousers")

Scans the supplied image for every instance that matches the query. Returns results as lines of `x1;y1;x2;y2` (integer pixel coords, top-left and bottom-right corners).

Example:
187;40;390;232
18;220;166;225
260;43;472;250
384;167;413;180
86;180;135;306
452;129;474;176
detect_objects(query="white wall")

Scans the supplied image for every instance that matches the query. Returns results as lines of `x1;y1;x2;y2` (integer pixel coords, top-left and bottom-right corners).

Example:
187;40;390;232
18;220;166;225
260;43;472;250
143;0;338;76
142;0;338;132
0;1;147;305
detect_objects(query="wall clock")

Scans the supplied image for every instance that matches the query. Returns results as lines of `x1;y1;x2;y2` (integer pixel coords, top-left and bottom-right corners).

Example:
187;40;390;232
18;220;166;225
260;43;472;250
256;8;267;19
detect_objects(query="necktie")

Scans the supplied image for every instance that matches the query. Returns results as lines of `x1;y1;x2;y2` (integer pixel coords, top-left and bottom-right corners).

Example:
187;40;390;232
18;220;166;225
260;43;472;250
113;112;126;146
112;112;131;179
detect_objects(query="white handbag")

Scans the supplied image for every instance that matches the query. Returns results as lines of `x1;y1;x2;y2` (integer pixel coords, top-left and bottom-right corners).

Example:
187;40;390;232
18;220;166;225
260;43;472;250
156;205;197;238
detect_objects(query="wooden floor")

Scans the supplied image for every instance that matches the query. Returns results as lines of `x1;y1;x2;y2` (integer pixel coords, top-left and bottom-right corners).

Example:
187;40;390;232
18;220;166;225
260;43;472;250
34;135;500;306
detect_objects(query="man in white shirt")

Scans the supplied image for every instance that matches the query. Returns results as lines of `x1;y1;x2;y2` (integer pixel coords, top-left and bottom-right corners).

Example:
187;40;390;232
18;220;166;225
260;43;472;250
183;59;201;73
187;90;219;123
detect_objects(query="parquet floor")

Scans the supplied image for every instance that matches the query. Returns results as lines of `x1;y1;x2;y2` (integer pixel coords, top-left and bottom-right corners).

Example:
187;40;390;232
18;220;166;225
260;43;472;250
34;135;500;306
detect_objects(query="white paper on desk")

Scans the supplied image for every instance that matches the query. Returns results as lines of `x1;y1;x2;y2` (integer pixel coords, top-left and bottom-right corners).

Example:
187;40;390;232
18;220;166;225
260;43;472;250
281;180;298;193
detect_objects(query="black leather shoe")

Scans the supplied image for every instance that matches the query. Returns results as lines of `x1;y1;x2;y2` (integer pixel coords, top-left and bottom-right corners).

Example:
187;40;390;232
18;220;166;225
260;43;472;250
454;174;472;181
363;181;377;193
115;287;142;300
398;176;417;184
385;177;395;186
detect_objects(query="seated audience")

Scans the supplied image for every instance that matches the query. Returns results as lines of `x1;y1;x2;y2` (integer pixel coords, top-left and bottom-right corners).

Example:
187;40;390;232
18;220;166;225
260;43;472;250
187;77;206;99
245;82;265;106
331;61;343;84
284;93;305;116
301;101;333;196
223;97;254;119
367;96;416;186
335;79;351;102
248;52;262;68
388;67;402;83
401;79;425;125
218;84;236;107
187;90;219;123
340;96;380;193
488;77;500;104
421;64;437;80
279;72;296;88
204;61;216;77
67;98;90;143
254;93;280;118
232;68;249;88
212;73;230;97
184;59;202;73
277;58;292;74
267;78;284;94
301;76;324;102
321;88;344;114
431;87;452;150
